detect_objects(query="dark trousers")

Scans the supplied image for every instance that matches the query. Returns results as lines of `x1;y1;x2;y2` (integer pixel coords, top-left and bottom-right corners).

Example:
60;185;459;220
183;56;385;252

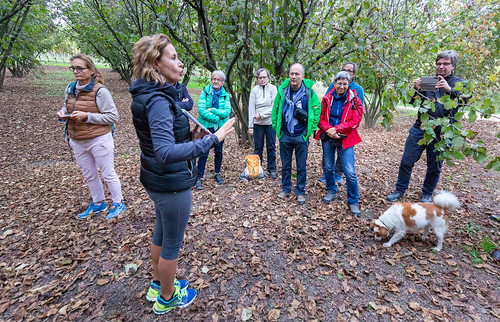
146;188;192;260
279;133;308;195
334;153;343;178
197;127;224;178
395;127;442;195
253;124;276;172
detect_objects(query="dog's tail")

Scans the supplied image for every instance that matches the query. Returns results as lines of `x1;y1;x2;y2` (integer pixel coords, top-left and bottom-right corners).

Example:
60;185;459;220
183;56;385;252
433;191;460;211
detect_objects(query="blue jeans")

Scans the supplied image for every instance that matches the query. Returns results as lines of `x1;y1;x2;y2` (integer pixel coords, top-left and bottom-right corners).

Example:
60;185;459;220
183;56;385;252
322;148;344;179
253;124;276;172
197;127;224;178
279;133;308;195
395;127;442;195
334;152;343;179
322;140;359;205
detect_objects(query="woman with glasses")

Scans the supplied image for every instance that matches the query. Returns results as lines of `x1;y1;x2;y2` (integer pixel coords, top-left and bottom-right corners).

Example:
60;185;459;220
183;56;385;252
195;70;232;190
56;54;126;220
314;71;363;217
129;34;234;314
247;68;278;178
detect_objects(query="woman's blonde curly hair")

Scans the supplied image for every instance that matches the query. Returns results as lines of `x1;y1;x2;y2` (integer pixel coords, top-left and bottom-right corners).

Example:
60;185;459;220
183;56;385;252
132;34;172;84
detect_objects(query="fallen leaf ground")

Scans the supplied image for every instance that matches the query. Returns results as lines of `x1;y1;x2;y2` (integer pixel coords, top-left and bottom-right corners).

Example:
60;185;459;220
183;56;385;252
0;66;499;321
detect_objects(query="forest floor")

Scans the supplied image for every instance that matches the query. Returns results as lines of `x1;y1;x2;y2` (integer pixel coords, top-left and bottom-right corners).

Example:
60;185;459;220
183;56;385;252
0;66;499;321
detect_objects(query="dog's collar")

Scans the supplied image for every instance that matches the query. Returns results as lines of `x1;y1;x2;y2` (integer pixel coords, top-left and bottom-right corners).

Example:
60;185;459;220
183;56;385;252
377;219;389;229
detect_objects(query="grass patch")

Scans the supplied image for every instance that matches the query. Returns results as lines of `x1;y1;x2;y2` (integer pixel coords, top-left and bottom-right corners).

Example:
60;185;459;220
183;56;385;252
463;234;497;265
465;246;483;265
479;236;497;254
462;220;481;235
33;70;76;97
395;105;419;117
191;94;200;107
39;61;109;69
185;75;210;90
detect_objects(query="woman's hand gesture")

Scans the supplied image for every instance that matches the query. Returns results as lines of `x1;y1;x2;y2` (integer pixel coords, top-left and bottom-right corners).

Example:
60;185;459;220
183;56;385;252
214;118;236;142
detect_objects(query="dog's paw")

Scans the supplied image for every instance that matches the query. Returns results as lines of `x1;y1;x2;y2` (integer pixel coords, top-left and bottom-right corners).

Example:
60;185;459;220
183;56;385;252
421;234;428;241
383;242;391;248
432;246;442;252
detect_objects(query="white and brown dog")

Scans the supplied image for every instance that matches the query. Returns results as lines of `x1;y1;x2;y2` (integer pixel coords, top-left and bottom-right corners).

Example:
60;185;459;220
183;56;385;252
371;191;460;251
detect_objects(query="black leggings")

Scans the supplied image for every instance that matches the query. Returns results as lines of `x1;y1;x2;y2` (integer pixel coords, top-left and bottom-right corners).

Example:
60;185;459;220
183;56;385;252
146;188;192;260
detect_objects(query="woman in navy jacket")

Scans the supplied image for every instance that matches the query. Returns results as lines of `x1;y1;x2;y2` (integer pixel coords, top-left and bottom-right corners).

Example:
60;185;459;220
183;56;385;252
129;34;234;315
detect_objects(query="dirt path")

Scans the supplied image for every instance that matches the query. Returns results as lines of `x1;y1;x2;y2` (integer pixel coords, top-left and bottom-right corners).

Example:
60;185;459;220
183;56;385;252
0;66;499;321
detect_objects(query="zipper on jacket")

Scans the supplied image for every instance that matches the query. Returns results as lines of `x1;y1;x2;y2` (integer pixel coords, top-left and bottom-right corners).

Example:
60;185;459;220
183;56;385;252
71;94;78;139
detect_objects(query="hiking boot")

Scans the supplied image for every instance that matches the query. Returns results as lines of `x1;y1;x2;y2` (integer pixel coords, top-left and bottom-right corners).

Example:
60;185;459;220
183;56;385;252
322;192;337;203
387;190;404;202
195;179;203;190
318;175;326;182
349;204;361;217
146;279;189;302
270;171;277;179
78;201;107;219
421;194;432;203
105;202;126;220
152;284;197;315
277;192;290;199
214;173;224;184
297;195;306;205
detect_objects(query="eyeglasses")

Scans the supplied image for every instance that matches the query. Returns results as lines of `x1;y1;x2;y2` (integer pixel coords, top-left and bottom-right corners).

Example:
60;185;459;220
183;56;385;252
258;76;268;80
212;78;223;83
436;62;452;67
342;69;354;73
69;66;89;73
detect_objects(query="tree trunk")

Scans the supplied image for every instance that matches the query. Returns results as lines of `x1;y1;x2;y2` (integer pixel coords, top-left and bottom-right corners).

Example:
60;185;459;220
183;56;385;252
182;58;194;86
0;66;6;91
0;4;31;91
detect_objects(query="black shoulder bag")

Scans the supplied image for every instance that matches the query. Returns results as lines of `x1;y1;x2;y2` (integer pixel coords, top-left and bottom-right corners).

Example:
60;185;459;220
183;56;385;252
320;131;346;147
293;104;308;125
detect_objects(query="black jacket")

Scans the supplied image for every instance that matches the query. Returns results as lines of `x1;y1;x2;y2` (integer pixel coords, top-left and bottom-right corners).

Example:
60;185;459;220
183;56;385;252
129;79;218;192
413;73;467;129
173;82;194;111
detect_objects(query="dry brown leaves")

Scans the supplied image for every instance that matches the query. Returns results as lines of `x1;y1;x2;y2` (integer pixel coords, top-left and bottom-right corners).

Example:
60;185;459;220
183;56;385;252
0;66;498;321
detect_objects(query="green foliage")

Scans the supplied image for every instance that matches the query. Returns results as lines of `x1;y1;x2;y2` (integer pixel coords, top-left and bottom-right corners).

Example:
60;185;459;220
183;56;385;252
465;246;483;265
465;235;497;265
479;236;497;254
18;0;496;168
360;0;499;170
6;2;60;77
58;0;159;85
462;220;481;235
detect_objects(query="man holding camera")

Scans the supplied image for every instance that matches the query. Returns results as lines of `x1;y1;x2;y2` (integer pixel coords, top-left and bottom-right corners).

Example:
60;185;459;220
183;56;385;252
272;63;321;205
387;50;466;203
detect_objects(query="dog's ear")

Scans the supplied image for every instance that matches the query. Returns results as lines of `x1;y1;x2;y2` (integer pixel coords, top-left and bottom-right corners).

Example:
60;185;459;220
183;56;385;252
369;220;376;228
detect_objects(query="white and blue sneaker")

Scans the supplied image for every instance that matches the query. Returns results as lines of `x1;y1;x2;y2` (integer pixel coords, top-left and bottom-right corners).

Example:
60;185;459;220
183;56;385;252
78;201;107;219
105;202;126;220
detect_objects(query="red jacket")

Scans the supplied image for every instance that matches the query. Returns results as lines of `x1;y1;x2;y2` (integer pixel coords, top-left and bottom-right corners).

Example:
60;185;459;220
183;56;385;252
314;88;363;149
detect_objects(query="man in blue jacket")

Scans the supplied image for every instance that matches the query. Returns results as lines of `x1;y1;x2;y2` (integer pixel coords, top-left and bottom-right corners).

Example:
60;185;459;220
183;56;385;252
387;50;466;203
320;62;364;185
